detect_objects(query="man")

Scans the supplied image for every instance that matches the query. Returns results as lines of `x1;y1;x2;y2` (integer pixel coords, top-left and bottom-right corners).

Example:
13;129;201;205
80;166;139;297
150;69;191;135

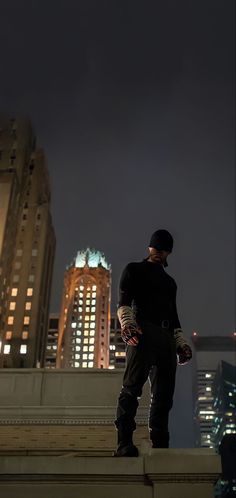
114;229;192;457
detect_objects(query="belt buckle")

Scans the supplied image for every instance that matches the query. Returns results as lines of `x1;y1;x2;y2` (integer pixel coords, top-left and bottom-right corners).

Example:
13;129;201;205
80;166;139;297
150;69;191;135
162;320;169;329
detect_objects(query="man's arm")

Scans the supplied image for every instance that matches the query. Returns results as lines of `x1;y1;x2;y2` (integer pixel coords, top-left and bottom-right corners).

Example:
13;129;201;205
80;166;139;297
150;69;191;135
117;264;142;346
173;285;192;365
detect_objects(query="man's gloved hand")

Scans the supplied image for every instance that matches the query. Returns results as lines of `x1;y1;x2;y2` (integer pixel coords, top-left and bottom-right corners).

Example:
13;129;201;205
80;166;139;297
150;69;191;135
177;344;192;365
121;324;142;346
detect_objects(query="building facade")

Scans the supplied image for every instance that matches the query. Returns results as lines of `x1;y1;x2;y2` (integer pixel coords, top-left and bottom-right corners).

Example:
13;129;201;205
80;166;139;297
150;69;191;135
212;361;236;449
192;334;236;448
0;115;55;368
57;248;111;369
45;313;59;369
109;313;126;369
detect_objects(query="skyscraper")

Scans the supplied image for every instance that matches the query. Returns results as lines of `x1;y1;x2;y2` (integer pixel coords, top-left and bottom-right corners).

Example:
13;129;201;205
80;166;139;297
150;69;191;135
192;334;236;448
212;360;236;448
45;313;59;369
57;248;111;369
0;115;55;368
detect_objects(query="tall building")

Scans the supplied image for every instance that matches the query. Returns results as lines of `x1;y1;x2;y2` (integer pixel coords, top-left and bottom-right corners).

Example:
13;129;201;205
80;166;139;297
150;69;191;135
57;248;111;369
212;361;236;448
45;313;59;369
192;334;236;448
0;115;55;368
109;313;126;369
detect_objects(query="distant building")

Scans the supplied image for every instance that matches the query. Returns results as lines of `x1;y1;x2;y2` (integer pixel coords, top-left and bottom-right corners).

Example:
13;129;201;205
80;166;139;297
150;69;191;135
212;361;236;449
109;313;126;369
0;116;55;368
45;313;59;369
57;248;111;369
192;334;236;448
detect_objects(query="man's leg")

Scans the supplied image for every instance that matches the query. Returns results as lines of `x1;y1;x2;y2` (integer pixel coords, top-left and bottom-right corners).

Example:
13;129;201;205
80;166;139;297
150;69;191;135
148;331;177;448
115;340;150;456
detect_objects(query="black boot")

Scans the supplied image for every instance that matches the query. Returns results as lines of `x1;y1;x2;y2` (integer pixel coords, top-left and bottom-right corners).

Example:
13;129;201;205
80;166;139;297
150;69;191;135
113;427;139;457
150;429;169;448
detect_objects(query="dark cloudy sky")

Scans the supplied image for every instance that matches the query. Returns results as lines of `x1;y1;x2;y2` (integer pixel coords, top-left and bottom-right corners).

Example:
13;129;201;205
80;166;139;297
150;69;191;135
0;0;235;446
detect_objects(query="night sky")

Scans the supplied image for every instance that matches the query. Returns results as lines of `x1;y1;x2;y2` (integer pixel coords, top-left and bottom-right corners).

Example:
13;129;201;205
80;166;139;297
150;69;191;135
0;0;235;446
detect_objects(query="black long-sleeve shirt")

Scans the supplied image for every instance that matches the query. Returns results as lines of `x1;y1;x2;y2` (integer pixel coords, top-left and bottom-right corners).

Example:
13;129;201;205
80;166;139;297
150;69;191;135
118;259;181;329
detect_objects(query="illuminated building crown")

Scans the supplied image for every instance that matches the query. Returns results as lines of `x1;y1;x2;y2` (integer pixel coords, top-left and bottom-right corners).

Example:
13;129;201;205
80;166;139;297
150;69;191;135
74;248;110;270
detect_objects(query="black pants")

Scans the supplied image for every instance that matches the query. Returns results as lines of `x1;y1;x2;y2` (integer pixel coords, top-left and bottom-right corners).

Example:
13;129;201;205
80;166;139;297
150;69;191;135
115;321;177;447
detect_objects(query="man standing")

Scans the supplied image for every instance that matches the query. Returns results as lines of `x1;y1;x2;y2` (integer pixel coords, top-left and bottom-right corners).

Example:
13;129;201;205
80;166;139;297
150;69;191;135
114;229;192;457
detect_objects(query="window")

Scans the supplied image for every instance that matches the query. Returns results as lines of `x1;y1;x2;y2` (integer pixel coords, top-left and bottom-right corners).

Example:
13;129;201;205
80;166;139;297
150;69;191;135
85;316;89;321
11;288;18;296
4;344;11;354
21;331;28;340
20;345;27;354
7;316;14;325
91;300;96;305
14;262;21;270
89;345;94;352
87;293;91;298
79;285;84;290
92;292;96;298
83;353;88;359
84;338;88;344
9;302;16;311
74;362;80;367
89;338;95;344
82;362;87;368
90;323;95;329
23;316;30;325
86;307;90;312
25;302;31;310
83;346;88;352
32;249;38;256
84;330;89;336
27;288;33;296
90;315;95;321
88;362;94;368
92;285;96;290
28;275;35;282
91;307;96;312
5;331;12;340
75;346;80;351
16;249;23;257
75;354;80;359
89;353;94;360
13;275;19;283
86;300;90;305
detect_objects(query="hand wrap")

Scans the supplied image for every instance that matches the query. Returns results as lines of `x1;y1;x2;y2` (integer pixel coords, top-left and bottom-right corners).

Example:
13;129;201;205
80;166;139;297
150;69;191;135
174;328;192;365
117;306;142;346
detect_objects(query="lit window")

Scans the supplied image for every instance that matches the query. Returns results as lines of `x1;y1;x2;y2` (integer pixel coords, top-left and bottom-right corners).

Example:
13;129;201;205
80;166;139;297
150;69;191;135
91;299;96;305
89;330;95;336
90;315;96;321
89;353;94;360
89;338;95;344
27;288;33;296
7;316;14;325
83;353;88;359
86;307;90;312
84;330;89;336
206;387;212;392
84;323;89;329
11;288;18;296
89;345;94;352
22;331;28;339
76;330;81;336
90;323;95;329
78;323;82;328
84;338;88;344
92;292;96;298
75;354;80;359
5;331;12;340
9;302;16;311
85;316;89;321
75;362;80;367
92;285;96;290
91;307;96;312
87;287;91;290
79;285;84;290
88;362;93;368
24;316;30;325
20;345;27;354
79;293;83;298
82;362;87;368
79;300;83;305
83;346;88;352
87;293;91;298
205;373;212;378
75;346;81;351
25;302;31;310
79;307;83;312
86;300;90;305
76;338;81;343
4;344;11;354
229;392;233;397
71;322;76;328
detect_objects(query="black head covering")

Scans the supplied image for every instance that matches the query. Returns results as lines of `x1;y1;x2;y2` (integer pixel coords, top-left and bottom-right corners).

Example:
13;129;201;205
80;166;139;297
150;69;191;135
149;229;174;253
